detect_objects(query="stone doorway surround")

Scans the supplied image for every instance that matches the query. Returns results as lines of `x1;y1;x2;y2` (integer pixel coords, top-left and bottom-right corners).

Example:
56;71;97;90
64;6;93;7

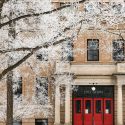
54;63;125;125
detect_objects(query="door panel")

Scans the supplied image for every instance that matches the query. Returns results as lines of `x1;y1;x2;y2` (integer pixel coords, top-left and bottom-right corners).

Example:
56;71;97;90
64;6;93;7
94;98;103;125
83;98;93;125
73;98;113;125
104;98;113;125
74;98;83;125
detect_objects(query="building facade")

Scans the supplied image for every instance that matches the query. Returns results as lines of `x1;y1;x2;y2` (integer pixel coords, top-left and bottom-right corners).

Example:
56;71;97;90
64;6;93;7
53;29;125;125
16;29;125;125
1;0;125;125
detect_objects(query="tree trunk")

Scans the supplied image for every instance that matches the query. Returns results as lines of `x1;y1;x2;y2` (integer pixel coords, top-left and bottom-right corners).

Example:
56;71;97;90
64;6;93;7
7;71;13;125
0;1;14;125
6;11;15;125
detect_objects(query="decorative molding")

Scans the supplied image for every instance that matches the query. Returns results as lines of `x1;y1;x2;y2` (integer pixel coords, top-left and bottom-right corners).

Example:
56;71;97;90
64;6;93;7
71;64;116;75
116;75;125;85
117;63;125;73
73;77;115;85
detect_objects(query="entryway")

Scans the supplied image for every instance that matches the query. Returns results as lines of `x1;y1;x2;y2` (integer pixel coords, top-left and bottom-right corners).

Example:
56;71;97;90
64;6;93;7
73;98;113;125
73;86;114;125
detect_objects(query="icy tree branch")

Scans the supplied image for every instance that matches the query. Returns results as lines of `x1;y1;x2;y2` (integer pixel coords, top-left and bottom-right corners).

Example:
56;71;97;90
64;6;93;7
0;0;86;29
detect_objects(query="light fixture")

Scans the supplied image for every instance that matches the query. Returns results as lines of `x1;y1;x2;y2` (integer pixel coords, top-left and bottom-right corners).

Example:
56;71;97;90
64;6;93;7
91;86;96;91
89;83;97;91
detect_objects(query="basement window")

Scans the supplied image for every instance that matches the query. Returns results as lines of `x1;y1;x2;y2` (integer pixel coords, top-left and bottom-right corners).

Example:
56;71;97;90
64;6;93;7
35;119;48;125
13;121;22;125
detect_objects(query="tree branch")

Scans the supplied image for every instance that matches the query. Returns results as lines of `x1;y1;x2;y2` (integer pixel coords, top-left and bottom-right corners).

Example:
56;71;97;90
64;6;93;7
0;37;71;80
0;18;83;54
0;0;86;28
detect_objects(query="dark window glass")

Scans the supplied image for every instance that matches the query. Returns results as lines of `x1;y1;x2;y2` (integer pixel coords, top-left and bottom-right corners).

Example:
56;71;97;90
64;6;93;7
113;40;124;61
35;119;48;125
13;121;22;125
106;100;111;114
62;41;73;61
13;77;22;97
85;100;91;113
76;100;81;113
36;77;48;105
87;39;99;61
96;100;101;113
36;50;48;61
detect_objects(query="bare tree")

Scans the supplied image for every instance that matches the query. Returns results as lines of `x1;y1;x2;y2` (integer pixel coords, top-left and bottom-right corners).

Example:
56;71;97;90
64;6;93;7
0;0;125;124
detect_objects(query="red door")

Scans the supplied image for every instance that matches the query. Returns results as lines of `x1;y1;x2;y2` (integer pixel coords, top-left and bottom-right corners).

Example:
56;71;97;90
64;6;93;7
73;98;113;125
94;98;103;125
104;98;113;125
73;98;83;125
83;98;93;125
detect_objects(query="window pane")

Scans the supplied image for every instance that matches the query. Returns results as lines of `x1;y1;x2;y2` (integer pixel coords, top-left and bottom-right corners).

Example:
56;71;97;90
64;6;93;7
36;77;48;95
36;77;48;105
35;119;48;125
62;41;73;61
87;39;99;61
36;49;48;61
106;100;111;114
113;40;124;61
13;121;22;125
85;100;91;113
96;100;101;113
76;100;81;113
88;50;99;61
88;40;98;50
13;77;22;96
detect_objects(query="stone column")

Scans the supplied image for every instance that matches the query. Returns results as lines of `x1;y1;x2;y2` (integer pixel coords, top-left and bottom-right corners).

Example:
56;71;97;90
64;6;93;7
65;84;71;125
117;84;123;125
55;84;60;125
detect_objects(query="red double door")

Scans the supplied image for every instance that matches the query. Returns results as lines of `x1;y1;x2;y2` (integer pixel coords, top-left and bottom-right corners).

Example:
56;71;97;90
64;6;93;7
73;98;113;125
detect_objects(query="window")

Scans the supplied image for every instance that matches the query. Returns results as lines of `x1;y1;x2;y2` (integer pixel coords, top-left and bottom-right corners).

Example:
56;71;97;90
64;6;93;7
13;121;22;125
87;39;99;61
35;119;48;125
36;77;48;105
112;3;122;14
113;40;124;61
36;49;48;61
75;100;81;113
106;100;111;114
13;77;22;97
96;100;102;113
85;100;91;113
62;41;73;61
85;3;94;13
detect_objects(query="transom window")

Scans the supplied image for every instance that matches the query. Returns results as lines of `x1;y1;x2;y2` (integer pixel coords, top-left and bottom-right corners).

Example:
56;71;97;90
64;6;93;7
87;39;99;61
113;39;125;61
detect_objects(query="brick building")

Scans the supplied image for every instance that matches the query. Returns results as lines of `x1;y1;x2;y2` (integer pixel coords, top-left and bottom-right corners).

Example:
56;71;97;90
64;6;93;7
52;1;125;125
1;0;125;125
